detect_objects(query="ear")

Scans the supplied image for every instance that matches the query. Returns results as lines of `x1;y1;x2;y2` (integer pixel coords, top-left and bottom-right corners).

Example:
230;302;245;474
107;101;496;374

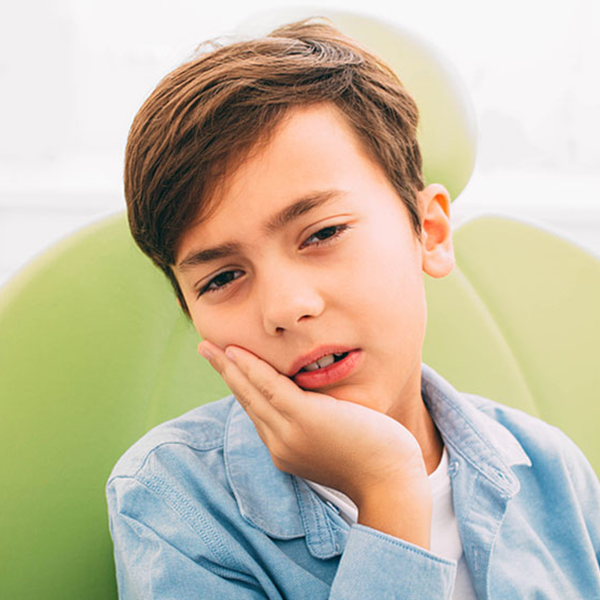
418;184;455;278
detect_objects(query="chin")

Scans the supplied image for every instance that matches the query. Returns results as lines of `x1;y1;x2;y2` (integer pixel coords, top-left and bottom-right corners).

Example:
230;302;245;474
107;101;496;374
320;382;381;410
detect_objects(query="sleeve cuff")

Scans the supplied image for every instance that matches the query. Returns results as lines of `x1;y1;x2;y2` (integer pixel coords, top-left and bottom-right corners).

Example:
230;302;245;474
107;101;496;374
330;524;457;599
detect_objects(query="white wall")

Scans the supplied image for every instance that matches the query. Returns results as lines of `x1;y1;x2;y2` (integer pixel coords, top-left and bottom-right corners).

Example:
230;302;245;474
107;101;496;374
1;0;598;286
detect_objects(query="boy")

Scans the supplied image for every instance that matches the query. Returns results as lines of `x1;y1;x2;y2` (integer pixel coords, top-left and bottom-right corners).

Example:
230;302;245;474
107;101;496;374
107;19;600;599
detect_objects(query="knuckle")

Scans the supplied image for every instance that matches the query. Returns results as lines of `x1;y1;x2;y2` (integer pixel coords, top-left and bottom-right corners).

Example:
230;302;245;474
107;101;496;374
280;421;303;450
270;455;286;472
269;438;289;463
234;391;251;410
258;385;274;402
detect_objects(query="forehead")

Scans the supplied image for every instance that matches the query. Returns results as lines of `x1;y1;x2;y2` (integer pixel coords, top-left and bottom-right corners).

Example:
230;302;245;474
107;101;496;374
175;103;398;260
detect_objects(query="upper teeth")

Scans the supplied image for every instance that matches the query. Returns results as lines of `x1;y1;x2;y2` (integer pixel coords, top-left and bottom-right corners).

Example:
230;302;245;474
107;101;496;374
303;353;345;372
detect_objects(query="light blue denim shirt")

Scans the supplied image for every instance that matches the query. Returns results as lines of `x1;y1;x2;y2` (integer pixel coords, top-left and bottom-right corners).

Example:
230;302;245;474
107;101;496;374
107;364;600;599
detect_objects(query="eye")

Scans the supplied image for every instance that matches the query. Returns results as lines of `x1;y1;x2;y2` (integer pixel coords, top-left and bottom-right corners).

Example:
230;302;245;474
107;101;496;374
300;224;350;249
197;269;243;297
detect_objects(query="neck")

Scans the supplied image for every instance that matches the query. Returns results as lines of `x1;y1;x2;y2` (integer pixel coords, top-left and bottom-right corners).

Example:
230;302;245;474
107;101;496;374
418;408;444;475
389;363;444;475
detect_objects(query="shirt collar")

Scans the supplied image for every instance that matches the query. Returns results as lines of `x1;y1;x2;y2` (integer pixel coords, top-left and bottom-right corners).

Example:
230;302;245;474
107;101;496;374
421;363;532;497
224;364;531;552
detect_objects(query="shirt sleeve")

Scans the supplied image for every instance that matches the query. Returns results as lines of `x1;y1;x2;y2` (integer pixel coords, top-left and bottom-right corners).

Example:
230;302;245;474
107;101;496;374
329;524;457;600
107;476;267;600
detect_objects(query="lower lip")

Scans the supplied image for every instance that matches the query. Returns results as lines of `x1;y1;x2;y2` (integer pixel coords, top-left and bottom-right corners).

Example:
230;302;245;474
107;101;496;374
292;350;362;389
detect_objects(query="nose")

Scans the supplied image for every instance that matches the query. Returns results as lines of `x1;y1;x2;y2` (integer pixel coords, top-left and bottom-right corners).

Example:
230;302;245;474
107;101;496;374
258;266;325;336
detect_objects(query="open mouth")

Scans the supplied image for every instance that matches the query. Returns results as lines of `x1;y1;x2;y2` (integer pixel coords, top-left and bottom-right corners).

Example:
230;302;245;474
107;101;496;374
292;349;362;389
299;351;349;373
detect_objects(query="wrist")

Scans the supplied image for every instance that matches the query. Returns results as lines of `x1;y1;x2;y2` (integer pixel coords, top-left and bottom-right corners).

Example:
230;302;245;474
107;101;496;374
355;475;432;549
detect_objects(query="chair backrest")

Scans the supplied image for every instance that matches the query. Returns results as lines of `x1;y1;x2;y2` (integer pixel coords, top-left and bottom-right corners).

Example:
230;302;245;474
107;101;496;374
0;214;228;600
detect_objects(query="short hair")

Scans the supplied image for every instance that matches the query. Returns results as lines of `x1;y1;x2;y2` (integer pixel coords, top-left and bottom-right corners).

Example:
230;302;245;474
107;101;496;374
124;18;424;314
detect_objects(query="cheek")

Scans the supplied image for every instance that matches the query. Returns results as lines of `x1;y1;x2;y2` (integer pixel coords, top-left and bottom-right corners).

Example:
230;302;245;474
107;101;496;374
191;306;258;352
349;238;423;306
191;308;226;345
357;247;426;336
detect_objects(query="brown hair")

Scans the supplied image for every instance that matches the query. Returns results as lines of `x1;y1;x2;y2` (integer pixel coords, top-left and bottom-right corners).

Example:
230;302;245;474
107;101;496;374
124;18;424;314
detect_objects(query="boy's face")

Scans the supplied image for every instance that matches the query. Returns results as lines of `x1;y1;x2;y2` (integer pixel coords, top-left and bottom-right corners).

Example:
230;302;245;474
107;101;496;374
174;103;453;420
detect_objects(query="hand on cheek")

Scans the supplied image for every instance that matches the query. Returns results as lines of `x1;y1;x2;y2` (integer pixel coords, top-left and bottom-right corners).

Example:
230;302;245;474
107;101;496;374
198;339;433;548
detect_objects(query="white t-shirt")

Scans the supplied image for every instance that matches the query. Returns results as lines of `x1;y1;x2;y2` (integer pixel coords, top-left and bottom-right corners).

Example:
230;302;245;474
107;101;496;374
306;448;478;599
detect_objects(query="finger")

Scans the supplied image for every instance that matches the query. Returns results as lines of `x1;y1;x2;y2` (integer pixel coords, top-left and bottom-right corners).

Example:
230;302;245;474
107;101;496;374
224;345;306;418
198;340;259;412
198;340;286;424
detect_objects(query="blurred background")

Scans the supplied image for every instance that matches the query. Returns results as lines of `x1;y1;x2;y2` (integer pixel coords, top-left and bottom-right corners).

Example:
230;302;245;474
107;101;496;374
1;0;598;287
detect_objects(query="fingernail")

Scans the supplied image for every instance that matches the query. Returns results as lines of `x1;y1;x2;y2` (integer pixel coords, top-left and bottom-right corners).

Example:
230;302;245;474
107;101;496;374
199;345;214;361
225;348;237;363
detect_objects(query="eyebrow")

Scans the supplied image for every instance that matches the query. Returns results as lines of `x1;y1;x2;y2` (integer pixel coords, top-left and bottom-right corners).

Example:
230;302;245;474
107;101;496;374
176;190;343;271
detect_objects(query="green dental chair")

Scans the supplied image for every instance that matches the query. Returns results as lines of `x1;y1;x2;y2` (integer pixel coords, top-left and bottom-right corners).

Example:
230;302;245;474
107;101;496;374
1;12;599;600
